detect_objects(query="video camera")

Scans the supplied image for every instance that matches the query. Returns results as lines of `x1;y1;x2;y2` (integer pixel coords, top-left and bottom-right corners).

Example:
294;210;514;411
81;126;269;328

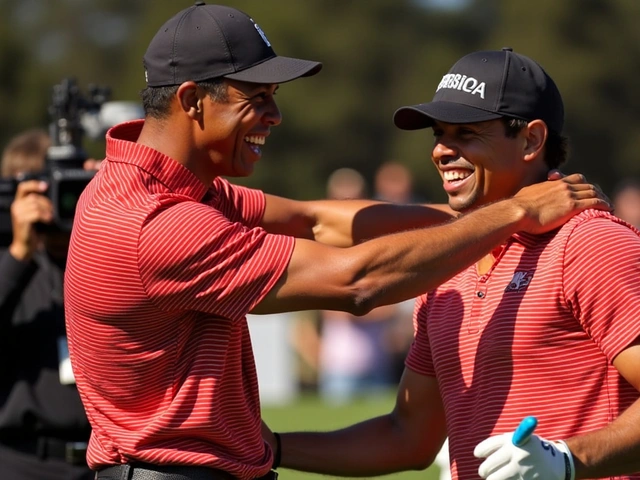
0;78;143;247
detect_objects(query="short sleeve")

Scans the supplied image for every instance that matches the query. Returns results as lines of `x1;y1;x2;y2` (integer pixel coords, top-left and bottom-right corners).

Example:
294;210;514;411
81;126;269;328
139;199;294;320
405;294;436;376
563;217;640;361
210;177;265;228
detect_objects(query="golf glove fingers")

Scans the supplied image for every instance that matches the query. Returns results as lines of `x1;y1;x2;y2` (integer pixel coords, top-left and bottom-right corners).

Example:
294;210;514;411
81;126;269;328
474;432;573;480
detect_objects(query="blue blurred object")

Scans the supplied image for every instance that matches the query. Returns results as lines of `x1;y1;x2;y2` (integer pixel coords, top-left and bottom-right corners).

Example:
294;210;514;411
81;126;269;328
512;416;538;446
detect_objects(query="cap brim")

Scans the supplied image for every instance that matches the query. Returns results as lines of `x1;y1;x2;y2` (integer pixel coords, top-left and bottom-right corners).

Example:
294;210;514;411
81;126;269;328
393;101;502;130
224;55;322;84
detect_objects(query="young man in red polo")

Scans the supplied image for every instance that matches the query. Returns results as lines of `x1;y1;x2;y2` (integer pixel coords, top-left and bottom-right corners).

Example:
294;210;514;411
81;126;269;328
64;5;611;480
273;49;640;480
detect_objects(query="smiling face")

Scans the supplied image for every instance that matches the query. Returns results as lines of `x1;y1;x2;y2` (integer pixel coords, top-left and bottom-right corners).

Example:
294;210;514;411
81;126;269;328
195;78;282;179
430;119;540;213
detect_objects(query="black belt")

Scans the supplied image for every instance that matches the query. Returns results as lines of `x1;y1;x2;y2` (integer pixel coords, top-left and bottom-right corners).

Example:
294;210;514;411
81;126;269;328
96;464;278;480
0;436;88;465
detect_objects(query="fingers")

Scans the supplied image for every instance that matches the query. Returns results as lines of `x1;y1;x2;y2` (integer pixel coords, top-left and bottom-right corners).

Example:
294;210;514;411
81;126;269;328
474;434;506;458
557;173;587;184
83;158;103;171
478;447;512;480
15;179;47;200
11;190;54;225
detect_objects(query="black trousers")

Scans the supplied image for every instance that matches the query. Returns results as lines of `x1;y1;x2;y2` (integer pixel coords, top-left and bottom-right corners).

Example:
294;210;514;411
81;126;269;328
0;443;94;480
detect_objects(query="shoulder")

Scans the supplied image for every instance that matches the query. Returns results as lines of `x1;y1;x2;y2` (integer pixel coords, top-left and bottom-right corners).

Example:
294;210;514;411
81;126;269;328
556;209;638;241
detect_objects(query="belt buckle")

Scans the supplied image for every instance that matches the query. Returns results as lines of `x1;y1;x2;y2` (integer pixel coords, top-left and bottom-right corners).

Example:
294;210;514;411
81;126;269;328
65;441;88;465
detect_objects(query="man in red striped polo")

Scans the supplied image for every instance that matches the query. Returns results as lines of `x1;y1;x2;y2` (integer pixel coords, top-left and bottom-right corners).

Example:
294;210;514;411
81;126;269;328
275;50;640;479
63;5;612;480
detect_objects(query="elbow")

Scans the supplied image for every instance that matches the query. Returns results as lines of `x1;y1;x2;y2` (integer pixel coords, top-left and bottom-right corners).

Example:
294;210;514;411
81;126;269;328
400;446;437;472
343;285;378;316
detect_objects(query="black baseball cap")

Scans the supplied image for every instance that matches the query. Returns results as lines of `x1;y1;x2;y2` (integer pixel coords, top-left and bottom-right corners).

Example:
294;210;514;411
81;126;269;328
143;2;322;87
393;48;564;133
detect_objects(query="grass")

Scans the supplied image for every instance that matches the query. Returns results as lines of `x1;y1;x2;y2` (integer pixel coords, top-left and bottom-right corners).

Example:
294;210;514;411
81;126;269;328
262;391;441;480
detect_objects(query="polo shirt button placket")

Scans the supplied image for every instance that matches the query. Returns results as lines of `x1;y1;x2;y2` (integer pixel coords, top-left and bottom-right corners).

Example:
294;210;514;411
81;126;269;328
467;279;488;334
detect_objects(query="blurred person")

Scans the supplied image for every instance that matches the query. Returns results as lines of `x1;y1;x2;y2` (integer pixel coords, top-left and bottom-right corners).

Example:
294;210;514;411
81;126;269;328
374;160;418;204
612;178;640;228
273;49;640;480
0;128;94;480
63;5;610;480
318;168;400;403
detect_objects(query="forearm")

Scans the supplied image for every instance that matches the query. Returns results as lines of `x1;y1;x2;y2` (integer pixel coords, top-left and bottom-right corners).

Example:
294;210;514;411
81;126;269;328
261;195;454;247
348;197;526;308
567;398;640;478
280;415;431;476
311;200;455;247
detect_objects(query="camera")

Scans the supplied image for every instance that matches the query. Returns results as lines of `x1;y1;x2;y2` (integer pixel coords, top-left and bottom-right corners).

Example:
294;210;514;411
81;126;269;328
0;78;143;246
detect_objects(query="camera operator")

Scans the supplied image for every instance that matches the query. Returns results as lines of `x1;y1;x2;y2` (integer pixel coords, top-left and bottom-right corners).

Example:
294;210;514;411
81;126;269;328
0;128;95;480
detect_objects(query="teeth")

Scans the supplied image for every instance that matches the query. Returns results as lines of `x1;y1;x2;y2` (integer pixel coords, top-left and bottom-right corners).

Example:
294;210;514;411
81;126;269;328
244;135;265;145
443;170;472;181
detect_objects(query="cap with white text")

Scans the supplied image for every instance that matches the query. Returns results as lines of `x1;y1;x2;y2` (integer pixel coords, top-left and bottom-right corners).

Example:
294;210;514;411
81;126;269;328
393;48;564;133
143;1;322;87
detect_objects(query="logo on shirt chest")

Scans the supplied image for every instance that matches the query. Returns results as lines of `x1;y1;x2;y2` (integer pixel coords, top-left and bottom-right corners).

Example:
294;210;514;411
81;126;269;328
504;271;534;292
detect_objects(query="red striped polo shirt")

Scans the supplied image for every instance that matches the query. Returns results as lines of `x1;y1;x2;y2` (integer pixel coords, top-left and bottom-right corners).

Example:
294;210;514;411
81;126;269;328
406;210;640;480
64;120;295;479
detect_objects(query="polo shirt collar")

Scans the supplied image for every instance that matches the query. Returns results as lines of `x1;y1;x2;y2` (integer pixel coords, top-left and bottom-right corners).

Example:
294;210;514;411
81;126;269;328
105;120;209;202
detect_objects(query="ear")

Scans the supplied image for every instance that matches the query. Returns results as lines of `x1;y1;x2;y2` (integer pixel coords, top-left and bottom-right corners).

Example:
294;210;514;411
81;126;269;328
523;119;547;163
176;81;202;119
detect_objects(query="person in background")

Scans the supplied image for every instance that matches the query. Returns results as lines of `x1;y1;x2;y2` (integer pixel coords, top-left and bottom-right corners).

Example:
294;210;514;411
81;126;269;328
612;177;640;228
63;4;610;480
318;168;401;403
272;49;640;480
0;128;94;480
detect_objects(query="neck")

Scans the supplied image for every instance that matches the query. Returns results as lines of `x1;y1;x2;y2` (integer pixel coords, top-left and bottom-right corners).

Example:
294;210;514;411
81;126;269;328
138;117;214;186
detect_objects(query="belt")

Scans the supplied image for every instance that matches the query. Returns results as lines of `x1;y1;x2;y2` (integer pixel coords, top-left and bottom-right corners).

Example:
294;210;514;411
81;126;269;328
96;464;278;480
0;436;88;465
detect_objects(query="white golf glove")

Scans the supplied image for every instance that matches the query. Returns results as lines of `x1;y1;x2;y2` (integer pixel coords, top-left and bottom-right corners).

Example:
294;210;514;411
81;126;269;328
474;432;575;480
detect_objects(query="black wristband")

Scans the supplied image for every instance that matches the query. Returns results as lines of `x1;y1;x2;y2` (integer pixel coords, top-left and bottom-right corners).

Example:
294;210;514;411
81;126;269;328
272;432;282;470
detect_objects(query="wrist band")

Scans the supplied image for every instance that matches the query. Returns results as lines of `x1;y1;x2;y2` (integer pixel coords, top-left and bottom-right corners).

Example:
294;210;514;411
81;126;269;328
555;440;575;480
272;432;282;470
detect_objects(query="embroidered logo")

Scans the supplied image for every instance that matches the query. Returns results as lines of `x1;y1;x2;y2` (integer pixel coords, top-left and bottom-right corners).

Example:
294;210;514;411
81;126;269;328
251;19;271;47
505;271;533;292
436;73;486;99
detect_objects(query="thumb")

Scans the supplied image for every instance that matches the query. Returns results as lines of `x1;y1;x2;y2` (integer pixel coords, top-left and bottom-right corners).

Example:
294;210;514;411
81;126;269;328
474;433;508;459
547;169;564;180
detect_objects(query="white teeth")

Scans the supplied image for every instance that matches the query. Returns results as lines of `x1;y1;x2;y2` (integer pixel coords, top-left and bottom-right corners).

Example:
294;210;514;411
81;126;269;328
443;170;472;181
244;135;265;145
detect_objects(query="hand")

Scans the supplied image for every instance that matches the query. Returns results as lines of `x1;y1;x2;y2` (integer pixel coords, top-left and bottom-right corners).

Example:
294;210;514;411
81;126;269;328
547;169;612;207
83;158;103;171
474;432;573;480
512;173;612;234
8;180;53;261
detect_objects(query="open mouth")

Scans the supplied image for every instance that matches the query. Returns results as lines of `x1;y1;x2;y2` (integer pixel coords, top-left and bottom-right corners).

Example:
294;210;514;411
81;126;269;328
244;135;265;155
442;169;474;193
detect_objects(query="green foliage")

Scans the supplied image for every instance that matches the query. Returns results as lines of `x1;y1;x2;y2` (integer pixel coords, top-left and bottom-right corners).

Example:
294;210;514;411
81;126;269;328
0;0;638;199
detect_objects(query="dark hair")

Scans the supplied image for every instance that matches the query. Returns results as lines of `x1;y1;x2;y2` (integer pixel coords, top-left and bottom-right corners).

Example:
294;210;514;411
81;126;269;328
502;117;569;170
140;78;229;119
1;128;50;178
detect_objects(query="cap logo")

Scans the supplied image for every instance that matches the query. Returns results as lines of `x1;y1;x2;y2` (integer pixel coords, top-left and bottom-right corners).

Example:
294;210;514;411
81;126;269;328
250;18;271;47
437;73;486;99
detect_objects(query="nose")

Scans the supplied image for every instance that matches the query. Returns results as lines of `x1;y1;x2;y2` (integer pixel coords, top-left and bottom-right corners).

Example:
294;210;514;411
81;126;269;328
263;98;282;127
432;138;458;164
